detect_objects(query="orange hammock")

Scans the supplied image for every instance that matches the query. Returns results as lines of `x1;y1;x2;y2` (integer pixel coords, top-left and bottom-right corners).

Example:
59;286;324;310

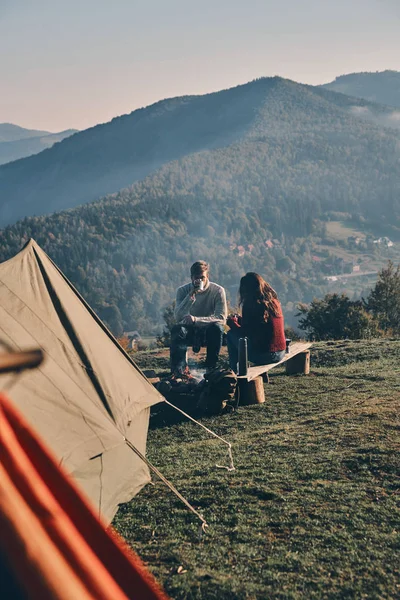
0;392;168;600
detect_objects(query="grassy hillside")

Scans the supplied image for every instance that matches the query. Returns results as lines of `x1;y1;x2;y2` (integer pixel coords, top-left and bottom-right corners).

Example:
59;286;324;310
0;76;399;225
322;71;400;109
113;339;400;599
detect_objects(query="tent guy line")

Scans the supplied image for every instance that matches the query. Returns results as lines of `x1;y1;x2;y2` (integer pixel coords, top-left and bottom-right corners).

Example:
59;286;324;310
163;398;235;471
124;437;208;532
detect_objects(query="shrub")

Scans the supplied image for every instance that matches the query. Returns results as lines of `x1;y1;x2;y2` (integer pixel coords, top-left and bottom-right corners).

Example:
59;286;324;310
297;293;381;341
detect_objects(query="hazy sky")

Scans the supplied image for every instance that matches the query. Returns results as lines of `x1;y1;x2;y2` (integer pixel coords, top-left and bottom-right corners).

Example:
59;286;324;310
1;0;399;132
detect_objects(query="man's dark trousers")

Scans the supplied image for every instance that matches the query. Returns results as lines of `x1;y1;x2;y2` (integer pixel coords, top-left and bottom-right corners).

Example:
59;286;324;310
170;323;224;374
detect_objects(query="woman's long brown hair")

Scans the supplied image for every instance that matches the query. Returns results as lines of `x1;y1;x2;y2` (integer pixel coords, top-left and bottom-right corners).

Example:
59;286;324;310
239;272;282;318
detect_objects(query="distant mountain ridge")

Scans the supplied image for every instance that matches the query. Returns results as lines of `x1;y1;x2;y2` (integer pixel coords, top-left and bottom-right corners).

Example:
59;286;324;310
321;70;400;108
0;127;78;166
0;123;51;143
0;76;399;226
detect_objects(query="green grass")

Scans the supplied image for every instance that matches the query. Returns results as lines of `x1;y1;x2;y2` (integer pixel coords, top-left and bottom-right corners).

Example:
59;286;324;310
113;340;400;599
325;221;366;242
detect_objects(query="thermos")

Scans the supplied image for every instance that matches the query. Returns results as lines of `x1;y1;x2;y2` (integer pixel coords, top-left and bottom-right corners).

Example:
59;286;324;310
238;337;248;377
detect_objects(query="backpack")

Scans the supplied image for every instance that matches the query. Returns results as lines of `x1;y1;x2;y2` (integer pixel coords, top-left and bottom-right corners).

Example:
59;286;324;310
197;369;238;415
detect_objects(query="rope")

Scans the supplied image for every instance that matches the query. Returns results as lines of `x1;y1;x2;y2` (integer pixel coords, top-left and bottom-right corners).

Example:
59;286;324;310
124;437;208;533
163;399;235;471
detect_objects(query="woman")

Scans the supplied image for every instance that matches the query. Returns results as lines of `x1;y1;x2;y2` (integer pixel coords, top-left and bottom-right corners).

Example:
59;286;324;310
227;272;286;372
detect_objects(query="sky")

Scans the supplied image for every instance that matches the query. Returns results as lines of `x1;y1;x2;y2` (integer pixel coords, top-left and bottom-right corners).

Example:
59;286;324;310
1;0;399;132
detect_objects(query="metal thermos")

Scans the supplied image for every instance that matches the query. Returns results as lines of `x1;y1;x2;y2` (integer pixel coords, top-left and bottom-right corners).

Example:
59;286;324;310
238;337;248;377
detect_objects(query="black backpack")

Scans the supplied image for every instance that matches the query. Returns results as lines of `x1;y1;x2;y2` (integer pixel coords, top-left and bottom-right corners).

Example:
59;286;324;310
197;369;238;415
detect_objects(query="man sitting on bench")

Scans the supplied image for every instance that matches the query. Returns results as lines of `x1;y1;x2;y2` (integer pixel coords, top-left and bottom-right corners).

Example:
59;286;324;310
227;272;286;373
170;261;227;381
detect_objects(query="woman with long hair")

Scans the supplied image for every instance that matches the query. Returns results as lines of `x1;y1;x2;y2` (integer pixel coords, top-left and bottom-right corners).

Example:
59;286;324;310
227;272;286;372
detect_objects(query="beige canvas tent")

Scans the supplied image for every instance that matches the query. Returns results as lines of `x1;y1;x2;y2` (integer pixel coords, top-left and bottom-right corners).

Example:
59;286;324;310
0;239;163;522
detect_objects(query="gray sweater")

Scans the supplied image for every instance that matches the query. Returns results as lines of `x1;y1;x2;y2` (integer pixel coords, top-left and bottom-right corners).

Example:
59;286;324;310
174;281;227;327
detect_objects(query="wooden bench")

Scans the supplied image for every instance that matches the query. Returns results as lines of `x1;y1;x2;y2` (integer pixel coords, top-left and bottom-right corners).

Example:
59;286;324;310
237;341;312;405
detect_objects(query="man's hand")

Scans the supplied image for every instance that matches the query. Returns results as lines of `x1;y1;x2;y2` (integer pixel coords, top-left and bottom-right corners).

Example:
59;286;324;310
181;314;196;325
190;285;201;298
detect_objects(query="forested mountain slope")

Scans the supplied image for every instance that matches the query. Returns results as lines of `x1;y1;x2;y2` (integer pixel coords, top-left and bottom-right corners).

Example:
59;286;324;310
0;79;280;225
0;77;399;334
0;76;399;226
322;71;400;108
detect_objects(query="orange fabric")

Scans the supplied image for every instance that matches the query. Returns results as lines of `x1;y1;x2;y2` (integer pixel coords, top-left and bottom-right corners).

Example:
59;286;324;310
0;392;168;600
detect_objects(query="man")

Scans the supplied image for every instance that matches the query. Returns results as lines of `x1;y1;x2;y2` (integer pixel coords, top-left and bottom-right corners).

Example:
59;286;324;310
171;261;227;379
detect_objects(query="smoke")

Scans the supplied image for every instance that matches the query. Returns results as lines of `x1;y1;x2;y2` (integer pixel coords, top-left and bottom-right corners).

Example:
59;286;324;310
187;356;206;382
189;368;206;382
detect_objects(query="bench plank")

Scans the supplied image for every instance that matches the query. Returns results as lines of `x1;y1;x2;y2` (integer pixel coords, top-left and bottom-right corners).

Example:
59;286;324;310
246;342;312;381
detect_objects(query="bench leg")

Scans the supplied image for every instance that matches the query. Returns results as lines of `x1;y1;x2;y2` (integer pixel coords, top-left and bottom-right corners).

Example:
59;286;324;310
238;376;265;405
285;350;310;375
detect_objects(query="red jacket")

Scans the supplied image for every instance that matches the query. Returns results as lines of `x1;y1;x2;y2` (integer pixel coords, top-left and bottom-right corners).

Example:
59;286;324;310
241;300;286;353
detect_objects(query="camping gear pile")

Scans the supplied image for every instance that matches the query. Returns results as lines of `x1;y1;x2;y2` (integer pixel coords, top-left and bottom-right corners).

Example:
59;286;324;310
152;368;238;423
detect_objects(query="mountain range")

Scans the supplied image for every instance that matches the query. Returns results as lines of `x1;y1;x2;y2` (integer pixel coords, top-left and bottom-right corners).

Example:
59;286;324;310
0;73;399;227
0;123;77;166
0;73;399;333
322;70;400;108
